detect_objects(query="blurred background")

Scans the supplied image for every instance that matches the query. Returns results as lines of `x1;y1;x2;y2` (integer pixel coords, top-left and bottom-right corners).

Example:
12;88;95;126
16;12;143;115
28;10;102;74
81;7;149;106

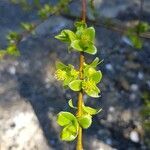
0;0;150;150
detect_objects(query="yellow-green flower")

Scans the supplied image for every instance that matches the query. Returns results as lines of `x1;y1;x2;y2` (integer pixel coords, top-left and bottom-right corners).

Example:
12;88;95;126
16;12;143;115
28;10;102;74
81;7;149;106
71;68;79;78
55;69;67;81
82;80;100;98
82;80;95;92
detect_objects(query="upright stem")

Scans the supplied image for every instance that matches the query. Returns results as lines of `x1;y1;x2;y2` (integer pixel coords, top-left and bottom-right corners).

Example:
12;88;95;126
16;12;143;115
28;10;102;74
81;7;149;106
76;0;86;150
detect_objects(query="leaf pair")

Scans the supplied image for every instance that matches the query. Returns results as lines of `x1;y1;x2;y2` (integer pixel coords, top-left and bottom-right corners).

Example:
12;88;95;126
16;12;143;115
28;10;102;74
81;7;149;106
57;108;101;141
55;22;97;55
68;99;102;115
57;100;102;140
57;112;92;141
57;112;79;141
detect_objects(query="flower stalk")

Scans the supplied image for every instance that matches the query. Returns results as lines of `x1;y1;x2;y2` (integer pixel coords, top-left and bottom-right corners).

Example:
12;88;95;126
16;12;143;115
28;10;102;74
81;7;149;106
76;0;87;149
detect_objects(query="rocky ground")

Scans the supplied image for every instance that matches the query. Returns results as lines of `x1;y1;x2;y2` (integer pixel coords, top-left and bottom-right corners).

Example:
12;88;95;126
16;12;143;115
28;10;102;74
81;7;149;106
0;0;150;150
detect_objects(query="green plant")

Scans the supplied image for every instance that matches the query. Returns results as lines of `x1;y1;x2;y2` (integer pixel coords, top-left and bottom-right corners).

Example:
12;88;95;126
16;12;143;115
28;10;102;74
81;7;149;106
140;92;150;149
126;22;150;49
55;0;102;149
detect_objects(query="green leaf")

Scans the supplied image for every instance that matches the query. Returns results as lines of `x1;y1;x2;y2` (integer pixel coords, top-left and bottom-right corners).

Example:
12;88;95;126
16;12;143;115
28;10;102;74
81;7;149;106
38;4;52;19
69;80;82;91
55;30;76;43
57;111;77;126
85;44;97;55
0;50;7;59
90;70;102;83
83;27;95;42
71;40;83;52
63;76;73;86
128;34;143;49
21;22;35;31
74;21;87;30
88;67;96;75
83;105;102;115
7;32;20;44
136;22;150;33
60;124;78;141
90;57;100;67
6;45;20;56
68;99;77;109
56;61;68;70
85;85;100;98
65;30;77;42
78;115;92;129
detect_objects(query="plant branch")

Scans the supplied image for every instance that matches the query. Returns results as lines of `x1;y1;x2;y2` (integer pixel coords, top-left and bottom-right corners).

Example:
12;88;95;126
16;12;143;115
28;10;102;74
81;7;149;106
76;0;86;150
61;13;150;39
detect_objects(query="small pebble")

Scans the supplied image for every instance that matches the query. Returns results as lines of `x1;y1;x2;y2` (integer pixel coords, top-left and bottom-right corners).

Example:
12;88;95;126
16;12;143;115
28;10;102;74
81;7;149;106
109;106;115;112
130;130;139;143
105;64;113;71
105;138;112;145
129;93;136;101
147;80;150;88
8;66;16;75
138;72;144;80
130;84;138;91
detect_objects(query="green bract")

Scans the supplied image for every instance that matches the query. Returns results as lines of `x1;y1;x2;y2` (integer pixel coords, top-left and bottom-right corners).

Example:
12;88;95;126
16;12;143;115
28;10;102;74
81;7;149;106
55;30;77;43
77;114;92;129
69;80;82;91
57;111;79;141
68;99;77;109
55;22;97;54
82;104;102;115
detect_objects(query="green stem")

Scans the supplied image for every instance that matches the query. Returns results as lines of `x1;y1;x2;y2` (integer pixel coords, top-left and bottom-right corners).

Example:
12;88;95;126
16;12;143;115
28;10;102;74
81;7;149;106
76;0;86;149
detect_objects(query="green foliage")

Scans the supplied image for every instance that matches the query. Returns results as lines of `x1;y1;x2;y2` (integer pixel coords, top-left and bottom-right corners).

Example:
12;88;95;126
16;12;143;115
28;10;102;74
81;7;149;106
140;91;150;149
55;21;97;55
6;44;20;56
69;80;82;91
77;114;92;129
21;22;35;32
0;50;7;59
126;28;143;49
57;111;79;141
55;58;102;97
68;99;77;109
7;32;20;44
55;21;102;142
68;99;102;115
82;104;102;115
126;22;150;49
38;0;71;19
38;4;53;19
0;32;20;59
